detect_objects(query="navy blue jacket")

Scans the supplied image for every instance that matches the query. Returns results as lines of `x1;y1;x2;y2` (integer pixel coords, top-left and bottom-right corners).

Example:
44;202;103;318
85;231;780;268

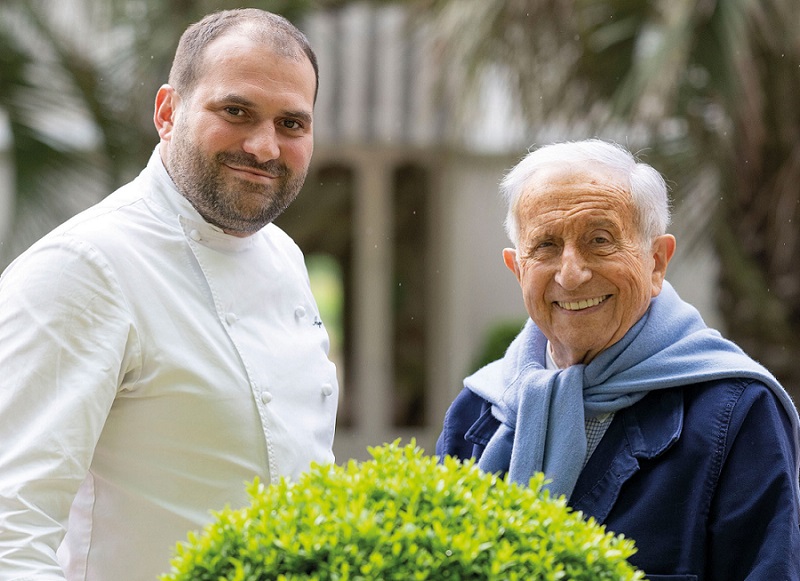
436;377;800;580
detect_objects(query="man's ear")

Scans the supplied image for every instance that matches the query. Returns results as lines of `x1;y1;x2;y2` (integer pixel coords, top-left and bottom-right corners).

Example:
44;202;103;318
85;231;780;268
650;234;676;297
503;248;522;283
154;84;178;140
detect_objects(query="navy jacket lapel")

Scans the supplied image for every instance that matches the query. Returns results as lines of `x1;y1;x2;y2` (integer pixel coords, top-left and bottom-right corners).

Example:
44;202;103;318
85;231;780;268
569;389;684;523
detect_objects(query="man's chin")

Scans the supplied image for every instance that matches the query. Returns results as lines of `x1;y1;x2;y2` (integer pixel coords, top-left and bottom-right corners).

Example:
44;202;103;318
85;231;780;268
213;215;270;236
221;204;288;233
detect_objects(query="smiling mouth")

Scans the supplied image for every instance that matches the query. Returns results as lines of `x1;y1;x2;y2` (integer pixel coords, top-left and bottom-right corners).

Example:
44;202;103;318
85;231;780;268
556;295;611;311
226;165;278;180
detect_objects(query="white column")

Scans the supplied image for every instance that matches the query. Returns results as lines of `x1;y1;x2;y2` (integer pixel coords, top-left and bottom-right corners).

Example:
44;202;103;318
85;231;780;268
352;153;394;436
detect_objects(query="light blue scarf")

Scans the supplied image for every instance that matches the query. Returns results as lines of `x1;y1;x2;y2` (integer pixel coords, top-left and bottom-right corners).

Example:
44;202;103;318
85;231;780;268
467;282;800;507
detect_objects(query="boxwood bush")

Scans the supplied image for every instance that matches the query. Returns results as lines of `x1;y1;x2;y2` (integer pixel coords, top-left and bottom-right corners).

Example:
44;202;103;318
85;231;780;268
161;441;644;581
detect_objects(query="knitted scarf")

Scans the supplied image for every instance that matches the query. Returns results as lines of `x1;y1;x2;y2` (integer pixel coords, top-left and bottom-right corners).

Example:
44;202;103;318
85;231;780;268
466;282;800;507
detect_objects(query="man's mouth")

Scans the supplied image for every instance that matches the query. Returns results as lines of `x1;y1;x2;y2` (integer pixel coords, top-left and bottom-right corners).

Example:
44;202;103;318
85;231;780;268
556;295;610;311
226;165;278;179
217;153;287;180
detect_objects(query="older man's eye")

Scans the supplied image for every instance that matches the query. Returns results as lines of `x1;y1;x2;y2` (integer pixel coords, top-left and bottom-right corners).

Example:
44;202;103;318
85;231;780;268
589;231;615;245
526;241;556;259
224;106;245;117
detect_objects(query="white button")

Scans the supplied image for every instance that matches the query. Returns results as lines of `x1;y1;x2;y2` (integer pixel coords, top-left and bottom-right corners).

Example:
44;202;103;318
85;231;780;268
260;391;272;404
225;312;238;325
189;229;201;241
321;383;334;397
294;306;306;319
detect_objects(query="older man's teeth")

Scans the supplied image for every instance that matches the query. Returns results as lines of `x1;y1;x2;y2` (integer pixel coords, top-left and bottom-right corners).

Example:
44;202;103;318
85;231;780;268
557;296;608;311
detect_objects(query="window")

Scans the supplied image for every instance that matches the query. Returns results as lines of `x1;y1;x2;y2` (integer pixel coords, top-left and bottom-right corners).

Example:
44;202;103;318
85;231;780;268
392;163;429;426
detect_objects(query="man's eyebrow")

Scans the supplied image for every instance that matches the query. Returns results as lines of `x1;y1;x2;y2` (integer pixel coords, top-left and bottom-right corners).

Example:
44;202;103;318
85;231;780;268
282;109;313;125
217;94;312;124
218;93;257;108
585;218;619;230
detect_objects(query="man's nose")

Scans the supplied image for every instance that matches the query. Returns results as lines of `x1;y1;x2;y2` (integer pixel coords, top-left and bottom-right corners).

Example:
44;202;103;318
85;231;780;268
554;246;592;289
243;125;280;162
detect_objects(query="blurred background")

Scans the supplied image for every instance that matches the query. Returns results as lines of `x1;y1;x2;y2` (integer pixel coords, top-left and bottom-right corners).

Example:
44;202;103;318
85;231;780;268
1;0;798;461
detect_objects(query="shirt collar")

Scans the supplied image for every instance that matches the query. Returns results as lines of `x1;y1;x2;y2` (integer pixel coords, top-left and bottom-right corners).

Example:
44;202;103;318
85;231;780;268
144;147;257;252
545;341;559;370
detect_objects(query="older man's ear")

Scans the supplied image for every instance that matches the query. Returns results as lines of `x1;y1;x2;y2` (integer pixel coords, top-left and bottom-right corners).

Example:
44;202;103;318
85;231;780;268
650;234;677;297
503;248;521;283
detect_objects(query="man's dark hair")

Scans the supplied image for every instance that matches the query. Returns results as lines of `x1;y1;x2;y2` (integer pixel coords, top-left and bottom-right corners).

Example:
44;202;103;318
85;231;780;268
168;8;319;102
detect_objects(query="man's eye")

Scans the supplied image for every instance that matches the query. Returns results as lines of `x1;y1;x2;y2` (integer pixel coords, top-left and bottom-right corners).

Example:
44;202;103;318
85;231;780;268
281;119;302;130
589;231;614;245
224;106;245;117
523;241;555;260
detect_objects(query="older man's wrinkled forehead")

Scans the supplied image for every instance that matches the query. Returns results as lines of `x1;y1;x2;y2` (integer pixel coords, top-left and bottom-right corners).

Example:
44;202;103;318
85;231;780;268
518;161;632;205
513;161;644;239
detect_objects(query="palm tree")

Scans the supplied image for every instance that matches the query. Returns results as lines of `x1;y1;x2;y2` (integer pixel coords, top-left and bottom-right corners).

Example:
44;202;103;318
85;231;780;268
382;0;800;393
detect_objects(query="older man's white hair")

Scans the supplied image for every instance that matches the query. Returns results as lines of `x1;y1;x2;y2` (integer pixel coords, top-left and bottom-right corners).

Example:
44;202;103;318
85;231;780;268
500;139;671;248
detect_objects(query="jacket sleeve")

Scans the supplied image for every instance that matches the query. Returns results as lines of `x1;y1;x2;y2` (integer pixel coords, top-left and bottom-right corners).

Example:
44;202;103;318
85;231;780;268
0;236;137;580
707;380;800;580
435;387;496;462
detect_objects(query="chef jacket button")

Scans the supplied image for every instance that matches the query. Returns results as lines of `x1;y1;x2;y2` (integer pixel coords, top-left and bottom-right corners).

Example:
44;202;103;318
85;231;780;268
294;306;306;319
321;383;334;397
225;312;238;325
261;391;273;404
189;229;201;241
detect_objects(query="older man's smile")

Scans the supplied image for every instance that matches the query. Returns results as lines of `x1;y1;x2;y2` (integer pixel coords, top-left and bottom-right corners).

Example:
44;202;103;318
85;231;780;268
555;295;611;311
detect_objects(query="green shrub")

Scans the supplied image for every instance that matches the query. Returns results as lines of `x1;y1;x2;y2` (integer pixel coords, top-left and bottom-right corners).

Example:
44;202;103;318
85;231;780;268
161;441;645;581
470;319;526;373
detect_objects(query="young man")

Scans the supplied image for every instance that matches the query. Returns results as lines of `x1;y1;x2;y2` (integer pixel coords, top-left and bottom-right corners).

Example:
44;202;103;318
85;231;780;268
0;9;337;580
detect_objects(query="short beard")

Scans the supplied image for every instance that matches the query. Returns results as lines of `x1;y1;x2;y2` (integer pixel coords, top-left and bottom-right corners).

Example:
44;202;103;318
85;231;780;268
167;133;307;235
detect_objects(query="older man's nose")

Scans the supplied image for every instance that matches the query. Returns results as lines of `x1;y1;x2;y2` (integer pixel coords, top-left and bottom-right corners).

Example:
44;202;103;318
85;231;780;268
554;246;592;290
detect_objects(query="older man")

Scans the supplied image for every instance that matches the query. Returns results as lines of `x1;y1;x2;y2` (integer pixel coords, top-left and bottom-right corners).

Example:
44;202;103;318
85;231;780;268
437;139;800;579
0;9;337;581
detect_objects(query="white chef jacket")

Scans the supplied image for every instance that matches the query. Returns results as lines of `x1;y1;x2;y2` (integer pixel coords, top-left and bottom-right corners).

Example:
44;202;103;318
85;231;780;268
0;149;339;581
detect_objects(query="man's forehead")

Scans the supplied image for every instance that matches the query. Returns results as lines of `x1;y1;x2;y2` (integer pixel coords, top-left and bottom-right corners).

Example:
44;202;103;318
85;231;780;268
516;167;635;235
518;183;632;214
520;206;624;235
517;162;630;208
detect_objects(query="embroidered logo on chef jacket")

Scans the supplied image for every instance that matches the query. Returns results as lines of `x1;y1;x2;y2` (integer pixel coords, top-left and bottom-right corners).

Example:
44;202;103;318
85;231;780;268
295;306;324;329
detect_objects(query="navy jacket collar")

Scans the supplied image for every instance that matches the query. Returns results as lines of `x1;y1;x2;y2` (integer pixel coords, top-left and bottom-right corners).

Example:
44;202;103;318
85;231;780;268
569;389;683;523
